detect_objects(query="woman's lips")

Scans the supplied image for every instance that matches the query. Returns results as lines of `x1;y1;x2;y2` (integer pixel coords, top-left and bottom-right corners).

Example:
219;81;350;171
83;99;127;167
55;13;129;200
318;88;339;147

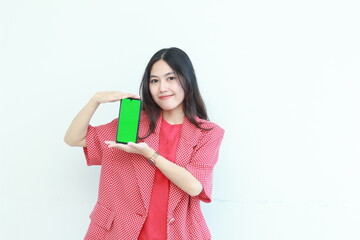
159;95;173;100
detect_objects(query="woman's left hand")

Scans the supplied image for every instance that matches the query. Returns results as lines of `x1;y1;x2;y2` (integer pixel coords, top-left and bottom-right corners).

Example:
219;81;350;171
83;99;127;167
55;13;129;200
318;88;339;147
105;141;154;158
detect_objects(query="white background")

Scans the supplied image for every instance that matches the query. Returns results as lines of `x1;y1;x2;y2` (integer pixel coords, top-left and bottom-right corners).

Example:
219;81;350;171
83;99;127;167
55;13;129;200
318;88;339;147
1;0;360;239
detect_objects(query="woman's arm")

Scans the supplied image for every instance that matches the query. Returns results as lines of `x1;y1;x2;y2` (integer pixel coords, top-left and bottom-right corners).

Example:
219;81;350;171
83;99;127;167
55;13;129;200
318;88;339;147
151;151;203;197
64;91;139;147
104;141;203;196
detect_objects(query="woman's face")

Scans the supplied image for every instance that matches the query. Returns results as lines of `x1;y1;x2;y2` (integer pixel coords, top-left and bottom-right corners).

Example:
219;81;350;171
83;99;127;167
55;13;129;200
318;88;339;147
149;60;185;115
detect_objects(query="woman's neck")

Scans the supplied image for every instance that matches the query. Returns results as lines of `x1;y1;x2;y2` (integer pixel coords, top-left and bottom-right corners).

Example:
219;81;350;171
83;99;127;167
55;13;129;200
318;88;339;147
162;110;185;125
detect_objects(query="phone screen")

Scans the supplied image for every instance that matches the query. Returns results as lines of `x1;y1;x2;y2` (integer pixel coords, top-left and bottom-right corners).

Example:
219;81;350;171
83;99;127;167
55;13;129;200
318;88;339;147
116;98;142;144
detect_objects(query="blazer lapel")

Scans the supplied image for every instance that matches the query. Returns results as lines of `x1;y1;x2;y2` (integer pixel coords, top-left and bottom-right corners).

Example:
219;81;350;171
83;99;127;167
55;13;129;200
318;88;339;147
168;117;202;214
131;113;162;211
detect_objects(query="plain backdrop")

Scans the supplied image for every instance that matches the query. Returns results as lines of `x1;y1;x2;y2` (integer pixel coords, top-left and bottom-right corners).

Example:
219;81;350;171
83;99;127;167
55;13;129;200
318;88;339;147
1;0;360;239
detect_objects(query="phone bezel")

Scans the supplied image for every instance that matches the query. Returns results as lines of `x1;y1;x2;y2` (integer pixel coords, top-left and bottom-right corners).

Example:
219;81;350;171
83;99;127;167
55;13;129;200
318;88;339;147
115;98;142;144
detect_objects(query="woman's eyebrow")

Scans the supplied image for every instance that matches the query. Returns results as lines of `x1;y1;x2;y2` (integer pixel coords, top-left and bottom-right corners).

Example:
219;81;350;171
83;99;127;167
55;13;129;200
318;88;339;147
164;71;175;77
150;71;175;78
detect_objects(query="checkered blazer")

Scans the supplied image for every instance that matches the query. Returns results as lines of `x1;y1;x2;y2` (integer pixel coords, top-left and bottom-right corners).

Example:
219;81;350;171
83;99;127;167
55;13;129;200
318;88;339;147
83;112;224;240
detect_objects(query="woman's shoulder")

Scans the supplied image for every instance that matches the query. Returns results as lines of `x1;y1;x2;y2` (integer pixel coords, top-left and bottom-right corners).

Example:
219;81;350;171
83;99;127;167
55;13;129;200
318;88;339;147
195;117;224;135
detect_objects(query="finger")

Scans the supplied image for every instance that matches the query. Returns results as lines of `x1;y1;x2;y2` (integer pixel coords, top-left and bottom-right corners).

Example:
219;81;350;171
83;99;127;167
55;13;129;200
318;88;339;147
130;95;141;99
122;93;141;100
108;92;135;102
106;142;130;151
104;141;116;146
105;141;120;148
127;142;144;150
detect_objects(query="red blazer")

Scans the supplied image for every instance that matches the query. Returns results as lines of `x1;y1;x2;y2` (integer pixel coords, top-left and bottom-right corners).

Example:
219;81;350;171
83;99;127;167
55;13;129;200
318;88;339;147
83;112;224;240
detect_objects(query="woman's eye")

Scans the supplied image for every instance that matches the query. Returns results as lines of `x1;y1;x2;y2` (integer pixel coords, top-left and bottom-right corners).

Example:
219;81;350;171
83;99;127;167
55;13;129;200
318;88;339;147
150;79;158;83
169;77;176;80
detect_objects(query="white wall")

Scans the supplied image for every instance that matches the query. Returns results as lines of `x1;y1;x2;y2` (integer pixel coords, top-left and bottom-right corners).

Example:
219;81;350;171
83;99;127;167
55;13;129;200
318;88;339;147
1;0;360;239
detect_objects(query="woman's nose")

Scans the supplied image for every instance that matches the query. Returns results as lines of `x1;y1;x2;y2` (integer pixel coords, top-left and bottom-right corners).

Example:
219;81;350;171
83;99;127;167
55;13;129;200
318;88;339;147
159;80;169;92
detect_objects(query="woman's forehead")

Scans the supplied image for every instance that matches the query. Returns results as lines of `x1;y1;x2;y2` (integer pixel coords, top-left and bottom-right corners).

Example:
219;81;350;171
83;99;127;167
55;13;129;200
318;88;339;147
150;60;175;76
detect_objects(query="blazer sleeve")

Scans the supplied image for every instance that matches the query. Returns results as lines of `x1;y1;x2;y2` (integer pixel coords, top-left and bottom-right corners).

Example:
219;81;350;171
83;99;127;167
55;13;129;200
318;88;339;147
83;119;117;166
185;125;225;203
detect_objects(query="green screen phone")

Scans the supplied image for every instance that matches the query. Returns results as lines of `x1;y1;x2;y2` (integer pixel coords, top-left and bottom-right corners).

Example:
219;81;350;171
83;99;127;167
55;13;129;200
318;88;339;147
116;98;142;144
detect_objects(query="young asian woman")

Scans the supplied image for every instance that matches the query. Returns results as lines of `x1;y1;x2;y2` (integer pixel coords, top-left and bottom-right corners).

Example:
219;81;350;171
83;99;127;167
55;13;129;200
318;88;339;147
64;47;224;240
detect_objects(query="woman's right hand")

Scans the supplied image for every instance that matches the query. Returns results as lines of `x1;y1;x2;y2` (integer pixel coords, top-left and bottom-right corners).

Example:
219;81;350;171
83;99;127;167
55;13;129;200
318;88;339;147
64;91;140;147
92;91;140;104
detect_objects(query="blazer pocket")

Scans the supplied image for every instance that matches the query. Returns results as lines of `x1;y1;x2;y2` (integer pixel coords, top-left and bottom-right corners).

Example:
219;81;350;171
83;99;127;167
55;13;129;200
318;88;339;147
89;202;116;231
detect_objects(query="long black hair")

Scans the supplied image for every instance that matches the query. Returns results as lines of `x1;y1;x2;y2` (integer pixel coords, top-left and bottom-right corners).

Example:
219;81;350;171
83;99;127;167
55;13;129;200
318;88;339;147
140;47;210;137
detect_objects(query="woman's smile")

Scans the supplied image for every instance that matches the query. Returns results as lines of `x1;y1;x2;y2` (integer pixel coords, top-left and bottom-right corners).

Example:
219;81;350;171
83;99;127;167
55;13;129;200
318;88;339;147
159;94;174;100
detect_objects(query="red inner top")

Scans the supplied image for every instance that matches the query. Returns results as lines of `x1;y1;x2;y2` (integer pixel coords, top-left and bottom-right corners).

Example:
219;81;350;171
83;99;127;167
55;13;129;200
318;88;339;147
138;118;182;240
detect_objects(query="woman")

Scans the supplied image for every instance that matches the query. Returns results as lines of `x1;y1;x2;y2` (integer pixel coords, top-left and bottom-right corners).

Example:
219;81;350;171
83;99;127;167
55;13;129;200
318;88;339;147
64;47;224;240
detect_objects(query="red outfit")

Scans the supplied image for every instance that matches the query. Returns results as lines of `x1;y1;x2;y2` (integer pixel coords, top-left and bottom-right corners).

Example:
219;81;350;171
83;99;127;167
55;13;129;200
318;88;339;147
83;112;224;240
138;119;182;240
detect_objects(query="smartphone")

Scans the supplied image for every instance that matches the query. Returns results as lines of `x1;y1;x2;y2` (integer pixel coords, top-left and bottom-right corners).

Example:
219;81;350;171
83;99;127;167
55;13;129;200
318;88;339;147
116;98;142;144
